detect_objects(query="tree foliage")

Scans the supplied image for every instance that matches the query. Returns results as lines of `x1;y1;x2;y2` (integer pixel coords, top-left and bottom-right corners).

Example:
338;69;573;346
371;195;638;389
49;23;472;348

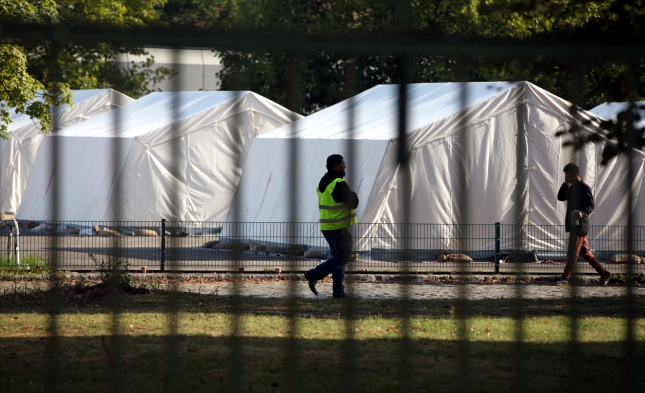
26;42;176;99
172;0;643;116
1;0;176;139
160;0;233;28
164;0;639;164
55;0;165;25
0;0;73;139
557;103;645;165
24;0;175;99
5;0;644;162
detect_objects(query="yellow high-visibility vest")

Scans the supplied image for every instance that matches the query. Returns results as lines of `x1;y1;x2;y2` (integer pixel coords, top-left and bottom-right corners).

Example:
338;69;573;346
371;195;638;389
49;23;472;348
317;178;357;231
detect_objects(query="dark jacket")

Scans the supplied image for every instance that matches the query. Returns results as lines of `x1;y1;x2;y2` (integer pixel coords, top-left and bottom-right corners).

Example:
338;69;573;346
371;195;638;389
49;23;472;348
557;180;594;236
318;171;359;209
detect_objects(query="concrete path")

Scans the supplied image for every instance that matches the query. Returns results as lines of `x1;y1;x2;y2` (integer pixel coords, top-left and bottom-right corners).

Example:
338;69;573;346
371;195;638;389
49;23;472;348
2;273;643;300
168;281;645;300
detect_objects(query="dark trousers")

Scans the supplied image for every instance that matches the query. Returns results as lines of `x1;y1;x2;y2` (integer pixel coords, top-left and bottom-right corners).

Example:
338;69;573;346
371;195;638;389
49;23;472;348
562;232;607;280
308;228;352;296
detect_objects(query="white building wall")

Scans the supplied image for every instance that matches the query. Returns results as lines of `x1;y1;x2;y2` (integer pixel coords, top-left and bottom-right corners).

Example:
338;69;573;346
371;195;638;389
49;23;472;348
115;47;222;92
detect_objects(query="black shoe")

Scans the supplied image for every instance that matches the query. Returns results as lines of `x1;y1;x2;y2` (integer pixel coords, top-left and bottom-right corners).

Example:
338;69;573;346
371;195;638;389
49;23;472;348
304;271;318;296
332;292;346;298
553;278;569;286
599;271;611;286
332;292;356;299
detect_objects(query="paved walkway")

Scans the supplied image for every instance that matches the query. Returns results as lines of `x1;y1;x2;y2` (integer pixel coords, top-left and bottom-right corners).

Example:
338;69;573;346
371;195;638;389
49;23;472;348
161;281;644;300
2;277;643;300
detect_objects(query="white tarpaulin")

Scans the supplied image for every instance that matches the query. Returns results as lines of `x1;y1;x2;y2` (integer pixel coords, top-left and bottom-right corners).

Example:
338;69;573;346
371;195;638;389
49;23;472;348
229;82;644;251
0;89;133;215
17;91;301;222
589;102;645;128
586;102;645;250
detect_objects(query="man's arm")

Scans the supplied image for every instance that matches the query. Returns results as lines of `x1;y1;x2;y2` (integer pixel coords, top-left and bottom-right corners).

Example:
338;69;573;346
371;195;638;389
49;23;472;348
557;183;569;201
331;181;359;209
580;184;594;217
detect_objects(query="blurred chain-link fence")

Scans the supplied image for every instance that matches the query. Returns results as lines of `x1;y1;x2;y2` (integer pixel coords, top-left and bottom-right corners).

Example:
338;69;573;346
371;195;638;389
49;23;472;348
1;11;644;393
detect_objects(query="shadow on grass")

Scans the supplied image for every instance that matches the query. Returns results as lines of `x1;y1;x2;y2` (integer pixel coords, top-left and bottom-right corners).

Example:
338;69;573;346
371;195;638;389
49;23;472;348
0;285;643;318
0;335;643;393
1;286;644;392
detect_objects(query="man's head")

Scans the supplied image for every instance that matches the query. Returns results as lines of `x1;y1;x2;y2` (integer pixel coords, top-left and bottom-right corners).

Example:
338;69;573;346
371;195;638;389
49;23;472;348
326;154;346;177
563;163;581;184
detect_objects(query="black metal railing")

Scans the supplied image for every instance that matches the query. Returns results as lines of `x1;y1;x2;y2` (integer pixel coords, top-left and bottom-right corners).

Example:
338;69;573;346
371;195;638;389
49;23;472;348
3;220;643;273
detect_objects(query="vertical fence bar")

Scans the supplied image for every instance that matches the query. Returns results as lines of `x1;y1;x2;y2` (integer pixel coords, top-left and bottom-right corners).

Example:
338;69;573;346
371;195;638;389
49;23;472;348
106;43;127;392
495;222;500;273
160;219;166;272
567;61;582;393
225;54;244;393
162;48;182;393
45;41;62;393
455;63;472;393
512;75;529;393
395;53;413;393
340;55;358;393
394;1;414;387
284;52;302;393
624;65;637;393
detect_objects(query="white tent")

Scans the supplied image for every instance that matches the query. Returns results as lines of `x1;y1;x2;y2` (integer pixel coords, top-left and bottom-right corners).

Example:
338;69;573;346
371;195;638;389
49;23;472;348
17;91;302;222
585;102;645;245
589;102;645;128
0;89;133;215
229;82;644;251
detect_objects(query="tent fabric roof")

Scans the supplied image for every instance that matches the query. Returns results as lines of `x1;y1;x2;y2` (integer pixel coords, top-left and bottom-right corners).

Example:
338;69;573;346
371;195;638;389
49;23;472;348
263;82;520;140
52;89;133;129
589;102;645;128
17;91;302;221
56;91;251;138
0;89;133;214
7;109;42;132
6;89;132;132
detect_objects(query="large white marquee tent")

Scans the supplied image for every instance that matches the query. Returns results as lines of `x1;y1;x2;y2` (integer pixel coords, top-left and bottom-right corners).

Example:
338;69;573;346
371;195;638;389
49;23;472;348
17;91;302;222
586;102;645;234
229;82;644;251
589;102;645;128
0;89;133;215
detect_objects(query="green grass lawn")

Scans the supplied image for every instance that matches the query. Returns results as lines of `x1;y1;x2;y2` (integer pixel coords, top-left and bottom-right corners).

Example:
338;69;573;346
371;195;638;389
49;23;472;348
0;285;644;392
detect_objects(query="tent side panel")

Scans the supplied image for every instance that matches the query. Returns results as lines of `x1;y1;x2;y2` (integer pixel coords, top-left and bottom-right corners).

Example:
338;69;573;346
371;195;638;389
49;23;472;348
105;93;299;222
226;137;389;245
0;128;46;214
107;135;188;221
2;90;133;216
18;137;134;221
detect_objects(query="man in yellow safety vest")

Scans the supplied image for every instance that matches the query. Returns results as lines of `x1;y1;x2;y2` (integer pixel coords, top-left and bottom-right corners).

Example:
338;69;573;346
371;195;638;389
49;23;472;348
304;154;359;298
